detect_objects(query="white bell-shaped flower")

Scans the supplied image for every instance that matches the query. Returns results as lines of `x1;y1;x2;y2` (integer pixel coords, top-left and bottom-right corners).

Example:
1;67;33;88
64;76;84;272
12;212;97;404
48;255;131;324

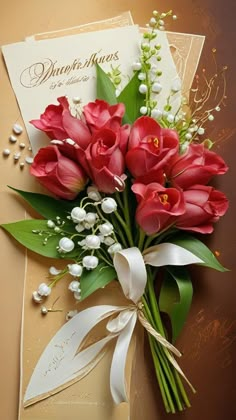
37;283;51;297
71;207;86;223
68;264;83;277
68;280;80;292
99;222;114;236
85;235;101;249
58;237;75;253
108;243;122;255
85;212;97;226
82;255;99;270
101;198;117;214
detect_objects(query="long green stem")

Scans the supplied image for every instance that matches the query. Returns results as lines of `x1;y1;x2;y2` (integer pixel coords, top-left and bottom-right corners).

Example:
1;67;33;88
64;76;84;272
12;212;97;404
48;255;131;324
114;210;134;247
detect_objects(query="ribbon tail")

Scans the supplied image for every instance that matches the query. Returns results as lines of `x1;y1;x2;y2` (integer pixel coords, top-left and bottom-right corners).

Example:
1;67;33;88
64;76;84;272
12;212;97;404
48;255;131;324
23;305;121;407
110;311;137;404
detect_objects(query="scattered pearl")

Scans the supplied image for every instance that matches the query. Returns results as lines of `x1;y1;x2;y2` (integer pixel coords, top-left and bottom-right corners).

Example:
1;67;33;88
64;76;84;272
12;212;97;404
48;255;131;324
25;156;34;164
173;15;177;20
41;306;48;315
28;146;32;151
20;162;25;169
2;148;10;157
13;152;21;161
13;123;23;134
19;142;25;149
9;135;17;143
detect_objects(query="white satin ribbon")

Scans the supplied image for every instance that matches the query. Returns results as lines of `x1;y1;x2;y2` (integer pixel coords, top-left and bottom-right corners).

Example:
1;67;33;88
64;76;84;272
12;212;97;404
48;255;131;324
24;243;201;407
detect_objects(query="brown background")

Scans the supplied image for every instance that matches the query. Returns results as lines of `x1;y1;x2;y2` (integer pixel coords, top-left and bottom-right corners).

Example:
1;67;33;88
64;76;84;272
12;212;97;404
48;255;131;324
0;0;235;419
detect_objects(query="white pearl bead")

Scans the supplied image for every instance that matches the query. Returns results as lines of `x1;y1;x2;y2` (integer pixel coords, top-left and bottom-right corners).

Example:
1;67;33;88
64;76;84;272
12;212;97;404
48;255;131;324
2;148;10;156
25;156;34;164
19;142;25;149
13;152;21;160
13;123;23;134
9;135;17;143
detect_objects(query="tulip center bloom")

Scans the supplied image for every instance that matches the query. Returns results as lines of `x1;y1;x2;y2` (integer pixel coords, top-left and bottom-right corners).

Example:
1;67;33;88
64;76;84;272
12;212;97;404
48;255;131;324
146;136;160;152
158;193;170;209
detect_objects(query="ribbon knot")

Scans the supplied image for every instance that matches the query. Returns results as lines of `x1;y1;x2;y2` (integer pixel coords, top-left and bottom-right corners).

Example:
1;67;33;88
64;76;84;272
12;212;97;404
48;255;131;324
24;244;200;407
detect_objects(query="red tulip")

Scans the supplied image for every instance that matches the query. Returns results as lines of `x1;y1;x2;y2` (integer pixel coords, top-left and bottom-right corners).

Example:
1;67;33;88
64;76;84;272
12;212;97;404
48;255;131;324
126;116;179;184
132;182;185;235
31;96;91;149
176;185;229;233
167;143;228;189
30;145;87;200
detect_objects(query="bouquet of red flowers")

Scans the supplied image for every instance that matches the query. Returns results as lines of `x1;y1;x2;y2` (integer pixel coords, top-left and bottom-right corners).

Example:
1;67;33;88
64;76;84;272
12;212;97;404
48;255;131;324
1;10;229;414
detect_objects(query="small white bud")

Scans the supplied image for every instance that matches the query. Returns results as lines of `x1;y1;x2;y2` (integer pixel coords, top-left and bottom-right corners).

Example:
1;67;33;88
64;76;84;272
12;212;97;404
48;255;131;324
71;207;86;223
139;84;148;94
68;264;83;277
37;283;51;297
138;72;146;81
185;133;192;140
132;62;142;71
68;280;80;292
198;127;205;135
47;220;55;228
74;291;81;300
152;82;162;93
58;237;75;253
87;185;101;201
82;255;99;270
208;114;214;121
85;235;101;249
101;197;117;214
149;17;157;26
140;106;148;115
167;114;175;123
151;109;162;119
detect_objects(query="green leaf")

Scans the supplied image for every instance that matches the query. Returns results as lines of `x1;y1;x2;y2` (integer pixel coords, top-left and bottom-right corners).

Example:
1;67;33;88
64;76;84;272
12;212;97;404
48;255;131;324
96;64;117;104
1;220;62;258
159;266;193;342
8;186;77;220
117;72;144;123
80;263;116;300
170;233;228;272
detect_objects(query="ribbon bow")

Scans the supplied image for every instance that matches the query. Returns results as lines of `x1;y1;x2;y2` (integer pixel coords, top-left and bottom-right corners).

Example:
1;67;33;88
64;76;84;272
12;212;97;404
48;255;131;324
24;243;201;407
